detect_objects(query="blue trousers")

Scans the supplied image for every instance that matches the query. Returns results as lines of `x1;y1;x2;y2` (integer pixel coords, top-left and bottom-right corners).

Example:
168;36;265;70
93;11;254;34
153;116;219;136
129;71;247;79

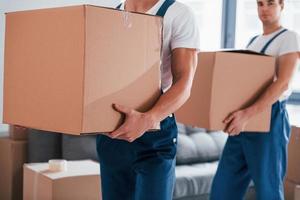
96;115;178;200
210;101;291;200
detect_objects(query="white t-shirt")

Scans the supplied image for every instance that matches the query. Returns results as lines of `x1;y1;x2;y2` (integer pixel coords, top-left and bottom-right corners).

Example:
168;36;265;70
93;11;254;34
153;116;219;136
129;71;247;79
119;0;201;91
247;27;300;101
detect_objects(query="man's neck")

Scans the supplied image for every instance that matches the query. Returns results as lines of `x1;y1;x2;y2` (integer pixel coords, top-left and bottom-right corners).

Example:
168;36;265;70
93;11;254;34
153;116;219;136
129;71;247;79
263;22;282;35
124;0;159;13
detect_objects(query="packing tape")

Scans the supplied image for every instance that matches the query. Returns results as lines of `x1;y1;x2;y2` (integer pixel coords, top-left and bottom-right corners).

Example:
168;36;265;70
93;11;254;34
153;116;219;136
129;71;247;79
122;11;132;29
48;159;68;172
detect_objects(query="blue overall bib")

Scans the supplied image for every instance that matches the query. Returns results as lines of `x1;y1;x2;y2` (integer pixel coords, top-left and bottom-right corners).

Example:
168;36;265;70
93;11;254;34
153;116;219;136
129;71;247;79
96;1;177;200
210;29;291;200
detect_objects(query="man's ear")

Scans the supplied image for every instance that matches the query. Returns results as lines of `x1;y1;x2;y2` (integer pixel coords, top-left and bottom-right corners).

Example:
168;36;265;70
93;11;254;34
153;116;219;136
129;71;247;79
280;1;284;10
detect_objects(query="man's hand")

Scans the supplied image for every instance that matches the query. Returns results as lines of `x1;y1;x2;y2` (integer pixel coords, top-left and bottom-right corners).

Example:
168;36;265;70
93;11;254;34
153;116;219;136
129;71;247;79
223;109;251;136
109;104;156;142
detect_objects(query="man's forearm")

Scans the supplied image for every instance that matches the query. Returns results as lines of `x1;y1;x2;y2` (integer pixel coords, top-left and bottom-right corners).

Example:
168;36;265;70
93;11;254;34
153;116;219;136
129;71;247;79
146;76;193;123
244;80;288;118
146;48;197;124
245;53;299;119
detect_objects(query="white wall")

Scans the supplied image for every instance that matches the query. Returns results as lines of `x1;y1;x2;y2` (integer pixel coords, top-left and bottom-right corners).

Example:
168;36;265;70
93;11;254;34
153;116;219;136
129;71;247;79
0;0;121;132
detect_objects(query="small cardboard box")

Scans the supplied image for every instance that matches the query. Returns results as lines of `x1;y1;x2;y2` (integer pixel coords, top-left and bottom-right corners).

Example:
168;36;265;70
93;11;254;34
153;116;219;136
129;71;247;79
176;50;275;132
285;179;300;200
9;125;29;140
23;160;101;200
287;126;300;183
0;137;28;200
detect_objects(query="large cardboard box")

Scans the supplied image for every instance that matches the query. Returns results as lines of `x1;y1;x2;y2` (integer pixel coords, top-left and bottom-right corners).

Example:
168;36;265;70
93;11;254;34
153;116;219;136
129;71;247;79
175;50;275;132
23;160;101;200
287;126;300;182
3;5;162;135
285;179;300;200
9;125;29;140
0;137;28;200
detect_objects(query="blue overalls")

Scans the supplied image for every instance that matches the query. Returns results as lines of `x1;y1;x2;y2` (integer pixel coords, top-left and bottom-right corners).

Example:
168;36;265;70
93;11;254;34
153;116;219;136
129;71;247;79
210;29;291;200
96;1;177;200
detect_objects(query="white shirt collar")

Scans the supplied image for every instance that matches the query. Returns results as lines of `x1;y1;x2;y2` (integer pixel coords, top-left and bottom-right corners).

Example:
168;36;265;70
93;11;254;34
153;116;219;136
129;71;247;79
120;0;166;15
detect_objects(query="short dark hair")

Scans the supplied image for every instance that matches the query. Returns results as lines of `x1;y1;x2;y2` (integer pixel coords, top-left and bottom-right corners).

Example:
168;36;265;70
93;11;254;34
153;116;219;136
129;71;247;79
257;0;284;4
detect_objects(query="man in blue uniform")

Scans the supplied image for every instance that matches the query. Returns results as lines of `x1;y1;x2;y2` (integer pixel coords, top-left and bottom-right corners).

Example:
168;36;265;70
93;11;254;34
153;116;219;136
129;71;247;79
210;0;300;200
96;0;200;200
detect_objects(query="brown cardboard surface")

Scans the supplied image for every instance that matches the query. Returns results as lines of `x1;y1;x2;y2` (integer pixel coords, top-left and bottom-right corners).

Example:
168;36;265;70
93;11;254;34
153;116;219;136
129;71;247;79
287;126;300;183
0;137;28;200
176;51;275;132
23;160;101;200
285;179;300;200
9;125;28;140
3;5;162;135
297;186;300;200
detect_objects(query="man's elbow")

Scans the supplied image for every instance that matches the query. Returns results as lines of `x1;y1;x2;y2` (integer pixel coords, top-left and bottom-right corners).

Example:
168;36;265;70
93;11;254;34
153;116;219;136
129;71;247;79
278;81;289;93
282;83;289;92
182;84;192;102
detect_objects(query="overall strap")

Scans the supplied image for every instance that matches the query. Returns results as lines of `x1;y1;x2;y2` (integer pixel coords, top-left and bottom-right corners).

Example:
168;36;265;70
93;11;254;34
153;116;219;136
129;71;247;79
260;28;288;54
156;0;176;17
246;35;259;48
116;3;122;9
116;0;176;17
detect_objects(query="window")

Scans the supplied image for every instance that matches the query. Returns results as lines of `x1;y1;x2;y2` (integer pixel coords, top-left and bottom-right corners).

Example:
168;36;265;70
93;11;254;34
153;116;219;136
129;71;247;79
235;0;260;49
235;0;300;96
282;0;300;92
178;0;223;50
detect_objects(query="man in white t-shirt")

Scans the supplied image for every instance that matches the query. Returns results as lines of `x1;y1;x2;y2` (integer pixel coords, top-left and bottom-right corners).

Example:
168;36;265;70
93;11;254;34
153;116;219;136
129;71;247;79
210;0;300;200
96;0;200;200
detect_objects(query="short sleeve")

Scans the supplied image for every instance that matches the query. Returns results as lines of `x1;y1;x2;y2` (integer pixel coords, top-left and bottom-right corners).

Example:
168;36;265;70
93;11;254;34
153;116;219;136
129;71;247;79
170;5;200;51
279;31;300;56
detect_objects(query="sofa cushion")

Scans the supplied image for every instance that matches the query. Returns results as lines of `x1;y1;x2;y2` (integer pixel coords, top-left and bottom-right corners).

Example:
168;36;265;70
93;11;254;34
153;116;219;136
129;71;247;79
177;123;188;135
185;125;207;134
208;131;228;153
62;134;98;161
176;131;227;165
28;129;62;162
173;162;218;200
174;162;256;200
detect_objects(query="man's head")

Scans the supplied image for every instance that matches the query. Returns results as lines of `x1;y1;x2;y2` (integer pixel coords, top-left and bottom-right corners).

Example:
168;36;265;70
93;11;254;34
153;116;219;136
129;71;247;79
256;0;284;25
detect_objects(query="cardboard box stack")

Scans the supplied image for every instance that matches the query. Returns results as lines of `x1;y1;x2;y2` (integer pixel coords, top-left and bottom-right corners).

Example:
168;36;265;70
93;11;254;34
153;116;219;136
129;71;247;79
175;50;275;132
9;125;29;140
23;160;101;200
0;136;28;200
3;5;162;135
285;126;300;200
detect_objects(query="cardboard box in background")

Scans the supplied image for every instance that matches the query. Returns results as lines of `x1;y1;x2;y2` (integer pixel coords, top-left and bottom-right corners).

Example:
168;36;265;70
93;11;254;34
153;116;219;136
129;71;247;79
287;126;300;183
0;137;28;200
9;125;28;140
285;179;300;200
176;50;275;132
23;160;101;200
3;5;162;135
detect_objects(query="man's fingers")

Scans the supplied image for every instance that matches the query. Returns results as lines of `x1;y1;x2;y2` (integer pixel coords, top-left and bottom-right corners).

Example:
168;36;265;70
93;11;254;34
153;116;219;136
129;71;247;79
110;125;129;138
229;129;237;136
224;123;232;133
115;135;130;141
227;124;235;135
115;133;135;142
113;104;132;115
230;128;241;136
223;114;234;124
100;132;113;138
